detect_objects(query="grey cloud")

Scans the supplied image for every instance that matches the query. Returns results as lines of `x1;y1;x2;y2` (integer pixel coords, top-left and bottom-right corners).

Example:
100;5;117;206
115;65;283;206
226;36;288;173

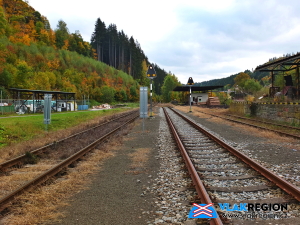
148;0;300;82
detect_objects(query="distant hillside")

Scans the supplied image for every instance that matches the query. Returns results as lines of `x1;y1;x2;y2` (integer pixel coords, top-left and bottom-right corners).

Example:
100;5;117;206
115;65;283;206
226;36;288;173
0;0;170;101
196;69;270;89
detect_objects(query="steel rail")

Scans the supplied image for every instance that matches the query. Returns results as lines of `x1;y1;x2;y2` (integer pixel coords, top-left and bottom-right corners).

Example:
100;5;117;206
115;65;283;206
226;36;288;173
163;108;223;225
196;110;300;139
170;108;300;202
225;113;300;131
0;112;139;212
0;110;137;171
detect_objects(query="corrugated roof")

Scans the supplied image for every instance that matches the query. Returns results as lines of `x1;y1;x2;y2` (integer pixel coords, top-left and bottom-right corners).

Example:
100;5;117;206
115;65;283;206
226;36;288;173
9;88;75;94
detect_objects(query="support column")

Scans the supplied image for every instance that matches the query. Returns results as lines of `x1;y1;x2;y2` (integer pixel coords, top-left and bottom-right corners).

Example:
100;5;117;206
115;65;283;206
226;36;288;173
74;94;76;111
150;79;153;117
33;92;35;114
296;66;299;99
189;86;192;112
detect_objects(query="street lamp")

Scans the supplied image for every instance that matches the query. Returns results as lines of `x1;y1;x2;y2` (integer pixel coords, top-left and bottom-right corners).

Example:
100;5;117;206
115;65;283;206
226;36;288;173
146;64;157;117
187;77;194;112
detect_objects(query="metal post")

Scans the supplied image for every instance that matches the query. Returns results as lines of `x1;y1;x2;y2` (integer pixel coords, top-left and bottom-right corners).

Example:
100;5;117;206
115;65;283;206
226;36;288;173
189;86;192;112
1;90;3;115
73;94;76;112
150;79;153;117
33;92;35;114
296;66;299;99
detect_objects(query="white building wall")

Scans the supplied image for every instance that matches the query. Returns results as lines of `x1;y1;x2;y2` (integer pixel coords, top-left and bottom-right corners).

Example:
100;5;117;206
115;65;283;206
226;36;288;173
187;93;209;104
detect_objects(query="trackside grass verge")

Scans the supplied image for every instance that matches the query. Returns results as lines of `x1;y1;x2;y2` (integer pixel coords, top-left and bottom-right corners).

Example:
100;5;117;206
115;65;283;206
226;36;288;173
0;107;137;162
0;108;134;148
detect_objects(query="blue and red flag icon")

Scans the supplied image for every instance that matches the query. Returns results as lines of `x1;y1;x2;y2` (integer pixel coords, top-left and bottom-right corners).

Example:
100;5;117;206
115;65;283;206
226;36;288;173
188;203;218;218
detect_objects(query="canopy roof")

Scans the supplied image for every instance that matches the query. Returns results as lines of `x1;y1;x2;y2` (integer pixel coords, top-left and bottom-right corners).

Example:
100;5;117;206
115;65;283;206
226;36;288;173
255;52;300;72
173;85;223;92
255;53;300;99
9;88;75;95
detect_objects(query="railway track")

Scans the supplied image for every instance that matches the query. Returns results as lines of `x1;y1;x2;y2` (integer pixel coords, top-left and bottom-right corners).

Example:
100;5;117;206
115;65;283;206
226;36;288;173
226;114;300;131
0;110;136;171
194;108;300;139
0;110;139;213
163;107;300;224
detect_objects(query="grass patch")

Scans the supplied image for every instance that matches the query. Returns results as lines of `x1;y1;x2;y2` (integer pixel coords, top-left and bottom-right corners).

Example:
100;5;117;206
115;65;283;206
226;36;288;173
126;148;150;174
0;107;135;148
24;152;38;164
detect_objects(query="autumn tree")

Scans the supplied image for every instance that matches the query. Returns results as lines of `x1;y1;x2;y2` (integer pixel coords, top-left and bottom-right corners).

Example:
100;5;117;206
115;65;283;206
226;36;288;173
243;79;262;94
100;85;115;103
0;6;7;35
0;69;12;88
15;61;33;88
0;1;172;104
234;72;250;89
129;85;138;102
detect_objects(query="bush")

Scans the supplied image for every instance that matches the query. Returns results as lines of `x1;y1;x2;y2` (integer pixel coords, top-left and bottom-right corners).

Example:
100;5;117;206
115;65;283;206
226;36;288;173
89;99;100;107
100;86;115;103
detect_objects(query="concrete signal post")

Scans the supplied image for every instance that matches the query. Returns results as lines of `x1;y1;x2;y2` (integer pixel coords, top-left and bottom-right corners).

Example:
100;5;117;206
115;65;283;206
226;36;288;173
187;77;194;112
44;94;52;131
147;64;156;117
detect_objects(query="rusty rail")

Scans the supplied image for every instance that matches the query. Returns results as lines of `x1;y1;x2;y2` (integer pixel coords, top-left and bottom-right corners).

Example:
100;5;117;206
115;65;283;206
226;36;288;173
225;113;300;131
170;108;300;202
0;110;137;171
163;108;223;225
0;112;138;212
197;110;300;139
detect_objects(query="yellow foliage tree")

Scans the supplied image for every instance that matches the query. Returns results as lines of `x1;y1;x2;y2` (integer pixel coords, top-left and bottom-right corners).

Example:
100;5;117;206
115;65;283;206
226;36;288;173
62;39;69;50
234;72;250;89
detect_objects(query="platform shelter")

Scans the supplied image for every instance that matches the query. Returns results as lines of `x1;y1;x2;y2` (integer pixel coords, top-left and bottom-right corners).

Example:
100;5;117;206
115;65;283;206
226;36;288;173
173;85;223;104
255;53;300;99
9;88;76;113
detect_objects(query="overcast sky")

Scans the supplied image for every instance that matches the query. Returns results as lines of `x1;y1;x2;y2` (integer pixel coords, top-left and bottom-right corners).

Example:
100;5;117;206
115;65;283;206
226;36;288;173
28;0;300;84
